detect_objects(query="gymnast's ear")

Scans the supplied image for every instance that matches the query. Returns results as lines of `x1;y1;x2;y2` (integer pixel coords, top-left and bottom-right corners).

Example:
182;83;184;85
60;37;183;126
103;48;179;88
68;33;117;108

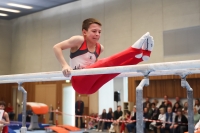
82;29;87;36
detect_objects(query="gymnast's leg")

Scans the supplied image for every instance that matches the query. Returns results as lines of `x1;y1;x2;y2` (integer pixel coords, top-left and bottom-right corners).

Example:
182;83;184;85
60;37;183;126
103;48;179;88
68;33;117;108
72;33;154;94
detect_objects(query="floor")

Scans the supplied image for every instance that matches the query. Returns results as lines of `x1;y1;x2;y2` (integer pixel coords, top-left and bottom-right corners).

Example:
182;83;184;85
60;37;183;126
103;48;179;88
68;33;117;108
13;129;109;133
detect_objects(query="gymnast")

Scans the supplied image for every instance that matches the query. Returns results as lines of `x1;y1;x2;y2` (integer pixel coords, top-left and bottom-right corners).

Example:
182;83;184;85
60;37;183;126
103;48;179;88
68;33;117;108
53;18;154;94
0;101;10;133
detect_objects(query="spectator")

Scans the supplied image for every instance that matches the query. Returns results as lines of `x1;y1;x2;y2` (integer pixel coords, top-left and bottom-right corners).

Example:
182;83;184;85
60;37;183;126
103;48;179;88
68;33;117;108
5;103;13;114
75;95;84;128
120;110;131;133
159;99;171;112
106;108;113;129
88;117;96;130
194;99;200;112
194;107;200;125
182;102;188;118
152;99;159;108
149;107;166;133
172;102;182;113
109;106;123;133
172;109;188;133
149;103;159;120
131;106;136;117
144;107;151;132
162;95;172;107
5;103;15;121
173;96;183;108
143;97;151;109
126;107;136;133
96;109;107;132
160;107;176;133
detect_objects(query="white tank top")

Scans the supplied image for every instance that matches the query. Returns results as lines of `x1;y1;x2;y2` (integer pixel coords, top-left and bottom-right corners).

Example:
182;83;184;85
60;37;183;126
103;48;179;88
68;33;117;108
70;40;101;70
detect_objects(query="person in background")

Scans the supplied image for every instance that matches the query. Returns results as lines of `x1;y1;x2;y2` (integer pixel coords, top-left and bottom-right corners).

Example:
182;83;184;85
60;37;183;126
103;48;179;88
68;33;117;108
172;102;182;113
126;106;137;133
131;106;136;117
150;108;166;133
143;97;151;109
194;107;200;125
75;95;84;128
172;109;188;133
0;101;10;133
182;102;188;118
120;110;131;133
162;95;172;107
106;108;113;130
194;99;200;112
96;109;107;132
5;103;13;114
173;96;183;108
152;99;159;108
109;106;123;133
160;107;176;133
159;99;171;113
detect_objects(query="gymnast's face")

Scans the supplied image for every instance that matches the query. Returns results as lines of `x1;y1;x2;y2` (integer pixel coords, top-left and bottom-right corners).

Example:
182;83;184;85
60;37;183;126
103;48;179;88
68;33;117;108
0;105;5;110
83;23;101;44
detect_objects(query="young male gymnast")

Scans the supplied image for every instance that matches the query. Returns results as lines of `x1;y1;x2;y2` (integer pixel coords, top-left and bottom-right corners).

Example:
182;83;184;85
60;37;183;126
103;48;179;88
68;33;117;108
53;18;154;94
0;101;10;133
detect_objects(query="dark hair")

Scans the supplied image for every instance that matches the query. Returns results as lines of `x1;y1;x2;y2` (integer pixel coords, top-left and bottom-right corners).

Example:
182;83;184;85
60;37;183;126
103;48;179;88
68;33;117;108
177;108;182;113
0;101;6;106
126;110;131;115
82;18;102;31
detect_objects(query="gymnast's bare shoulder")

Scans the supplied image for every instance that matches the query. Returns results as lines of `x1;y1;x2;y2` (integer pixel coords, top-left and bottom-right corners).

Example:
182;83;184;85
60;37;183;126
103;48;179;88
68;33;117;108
53;35;84;52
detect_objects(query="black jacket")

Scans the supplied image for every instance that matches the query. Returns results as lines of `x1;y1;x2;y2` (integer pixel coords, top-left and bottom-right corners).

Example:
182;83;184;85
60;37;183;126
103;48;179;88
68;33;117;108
75;100;84;114
175;115;188;126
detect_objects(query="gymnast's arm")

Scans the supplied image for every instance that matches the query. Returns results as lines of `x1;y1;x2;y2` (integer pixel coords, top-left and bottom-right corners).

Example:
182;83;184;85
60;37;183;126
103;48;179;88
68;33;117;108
0;112;10;125
53;36;84;77
96;44;104;62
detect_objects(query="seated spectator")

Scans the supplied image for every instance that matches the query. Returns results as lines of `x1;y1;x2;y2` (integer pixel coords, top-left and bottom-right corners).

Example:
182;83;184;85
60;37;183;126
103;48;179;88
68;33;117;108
172;109;188;133
152;99;159;108
160;106;176;133
131;106;136;117
149;103;159;120
143;97;151;109
149;107;165;133
96;109;107;132
173;96;183;108
5;103;15;121
172;102;182;113
5;103;13;114
182;102;188;118
120;110;131;133
106;108;113;129
162;95;172;107
126;107;136;133
194;99;200;112
109;106;123;133
159;99;171;112
144;107;151;132
88;117;96;130
194;107;200;125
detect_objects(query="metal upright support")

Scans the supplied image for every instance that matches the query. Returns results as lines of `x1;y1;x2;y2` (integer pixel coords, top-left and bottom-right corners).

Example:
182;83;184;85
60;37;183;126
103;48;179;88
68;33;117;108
18;82;27;133
136;71;151;133
180;75;194;133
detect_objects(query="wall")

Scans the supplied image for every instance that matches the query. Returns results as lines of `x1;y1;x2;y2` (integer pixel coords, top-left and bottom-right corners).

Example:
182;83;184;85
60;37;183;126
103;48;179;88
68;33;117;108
0;20;11;75
8;0;200;74
128;74;200;104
